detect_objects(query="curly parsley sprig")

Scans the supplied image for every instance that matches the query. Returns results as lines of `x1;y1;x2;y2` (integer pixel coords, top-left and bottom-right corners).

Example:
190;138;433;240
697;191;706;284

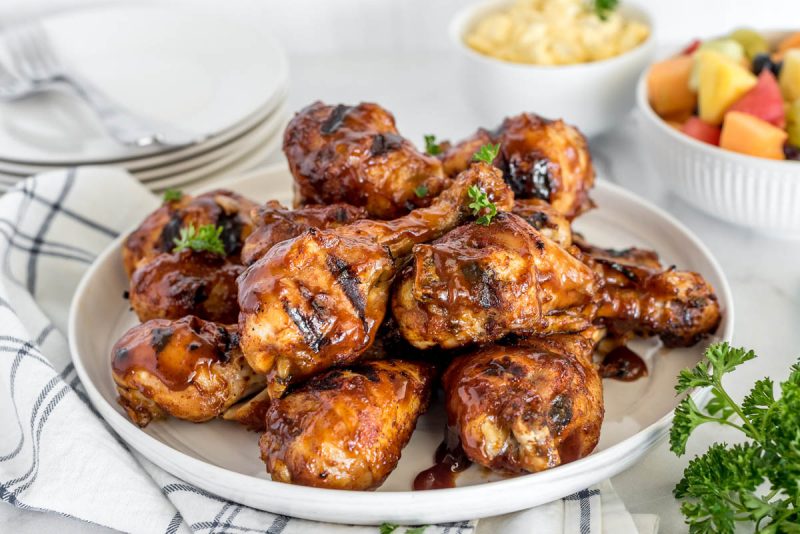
172;224;226;256
670;342;800;533
467;185;497;226
163;188;183;202
472;143;500;165
423;134;442;156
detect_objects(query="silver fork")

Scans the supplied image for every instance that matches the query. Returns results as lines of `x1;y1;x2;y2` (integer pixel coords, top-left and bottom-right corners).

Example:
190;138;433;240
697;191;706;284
1;22;201;148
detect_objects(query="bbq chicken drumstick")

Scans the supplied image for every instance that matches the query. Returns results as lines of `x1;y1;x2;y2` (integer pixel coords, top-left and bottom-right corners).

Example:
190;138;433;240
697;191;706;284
284;101;448;219
443;330;604;474
112;316;265;427
241;201;368;266
260;359;434;489
392;211;599;350
439;113;595;219
238;162;514;398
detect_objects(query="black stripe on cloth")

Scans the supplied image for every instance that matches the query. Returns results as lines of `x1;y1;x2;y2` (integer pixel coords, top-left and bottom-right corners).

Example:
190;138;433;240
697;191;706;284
208;502;233;534
219;505;243;534
0;217;95;257
9;179;117;237
0;224;93;264
0;324;61;460
266;515;289;534
165;511;184;534
0;364;72;462
190;522;266;533
454;520;472;534
26;169;76;294
162;482;227;502
6;385;72;495
563;488;599;534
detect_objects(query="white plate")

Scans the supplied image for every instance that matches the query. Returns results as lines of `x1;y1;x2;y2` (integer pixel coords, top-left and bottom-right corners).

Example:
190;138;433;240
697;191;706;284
133;103;288;182
141;119;286;192
0;3;287;164
0;85;287;177
68;165;733;525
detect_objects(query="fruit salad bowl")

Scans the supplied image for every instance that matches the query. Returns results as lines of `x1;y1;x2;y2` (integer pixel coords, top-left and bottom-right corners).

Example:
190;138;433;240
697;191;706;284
636;30;800;238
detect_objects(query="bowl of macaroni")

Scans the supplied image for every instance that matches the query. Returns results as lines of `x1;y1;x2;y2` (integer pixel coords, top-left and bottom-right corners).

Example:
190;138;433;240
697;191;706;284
450;0;654;136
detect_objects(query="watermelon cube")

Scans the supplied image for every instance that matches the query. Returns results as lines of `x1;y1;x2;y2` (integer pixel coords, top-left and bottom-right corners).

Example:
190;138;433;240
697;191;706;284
729;70;786;128
681;116;721;145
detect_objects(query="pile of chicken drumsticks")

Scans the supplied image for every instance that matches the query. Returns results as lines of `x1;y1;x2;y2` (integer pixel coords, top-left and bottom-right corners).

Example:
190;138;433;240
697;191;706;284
111;102;721;491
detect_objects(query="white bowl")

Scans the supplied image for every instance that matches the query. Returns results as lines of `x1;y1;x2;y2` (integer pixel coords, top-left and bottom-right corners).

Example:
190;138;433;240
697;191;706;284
449;0;655;137
636;58;800;238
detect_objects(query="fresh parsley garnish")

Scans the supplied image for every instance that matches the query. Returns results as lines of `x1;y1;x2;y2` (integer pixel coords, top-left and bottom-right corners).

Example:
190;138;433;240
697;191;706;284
414;184;429;198
591;0;618;21
423;134;441;156
472;143;500;165
378;524;427;534
670;341;800;532
172;224;226;256
163;188;183;202
467;185;497;226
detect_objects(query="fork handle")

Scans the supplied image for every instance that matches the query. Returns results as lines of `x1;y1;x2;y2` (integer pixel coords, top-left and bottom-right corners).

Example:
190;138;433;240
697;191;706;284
58;72;198;148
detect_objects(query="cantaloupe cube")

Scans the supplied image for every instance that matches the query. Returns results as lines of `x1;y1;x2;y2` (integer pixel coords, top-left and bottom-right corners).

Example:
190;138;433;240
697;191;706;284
647;55;697;118
720;111;787;159
778;32;800;54
697;50;757;125
779;50;800;103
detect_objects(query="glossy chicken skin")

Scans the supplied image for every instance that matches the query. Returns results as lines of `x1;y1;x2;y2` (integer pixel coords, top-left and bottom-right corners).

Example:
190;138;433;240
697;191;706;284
241;201;368;266
512;198;572;247
238;163;514;398
440;113;595;219
574;239;721;347
112;316;264;427
392;212;598;350
260;359;435;490
129;250;243;324
284;102;448;219
122;189;257;276
443;334;603;473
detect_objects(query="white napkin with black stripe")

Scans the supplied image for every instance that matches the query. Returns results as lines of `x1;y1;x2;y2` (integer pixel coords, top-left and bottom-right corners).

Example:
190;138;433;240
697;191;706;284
0;167;657;534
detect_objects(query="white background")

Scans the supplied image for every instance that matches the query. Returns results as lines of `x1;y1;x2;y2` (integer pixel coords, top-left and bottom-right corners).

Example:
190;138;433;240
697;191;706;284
3;1;800;533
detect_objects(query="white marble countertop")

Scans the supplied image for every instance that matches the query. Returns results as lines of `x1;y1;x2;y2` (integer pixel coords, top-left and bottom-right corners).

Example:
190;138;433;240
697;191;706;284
3;1;800;532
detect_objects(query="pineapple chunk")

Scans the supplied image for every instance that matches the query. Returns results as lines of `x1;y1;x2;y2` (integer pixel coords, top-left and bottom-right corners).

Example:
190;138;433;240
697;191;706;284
779;49;800;103
689;39;745;90
697;50;757;125
720;111;787;160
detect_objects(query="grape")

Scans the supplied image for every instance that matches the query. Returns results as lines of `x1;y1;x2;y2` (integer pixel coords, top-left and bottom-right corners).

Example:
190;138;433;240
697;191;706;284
730;29;769;60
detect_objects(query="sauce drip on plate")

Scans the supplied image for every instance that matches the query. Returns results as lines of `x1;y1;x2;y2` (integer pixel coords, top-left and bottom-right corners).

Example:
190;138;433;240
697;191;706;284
600;346;648;382
413;427;472;490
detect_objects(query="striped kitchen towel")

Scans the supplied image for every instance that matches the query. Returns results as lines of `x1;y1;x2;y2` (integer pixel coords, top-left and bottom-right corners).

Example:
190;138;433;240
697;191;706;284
0;167;656;534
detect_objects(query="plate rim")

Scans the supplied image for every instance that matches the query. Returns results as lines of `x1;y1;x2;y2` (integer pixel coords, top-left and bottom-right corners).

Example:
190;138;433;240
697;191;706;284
0;3;289;166
67;163;734;524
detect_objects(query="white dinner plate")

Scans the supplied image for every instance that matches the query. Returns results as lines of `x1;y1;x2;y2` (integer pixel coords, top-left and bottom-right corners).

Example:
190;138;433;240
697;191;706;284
0;85;287;177
68;165;733;525
0;3;287;164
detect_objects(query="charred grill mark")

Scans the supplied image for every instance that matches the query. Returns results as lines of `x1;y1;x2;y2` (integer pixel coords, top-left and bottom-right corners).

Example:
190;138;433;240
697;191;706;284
309;369;344;391
220;329;239;362
548;394;573;431
217;211;243;256
462;262;500;309
326;254;367;324
369;133;404;156
159;214;183;252
605;261;639;282
282;298;326;353
505;156;552;201
320;104;352;134
150;327;174;353
525;211;549;230
350;364;381;382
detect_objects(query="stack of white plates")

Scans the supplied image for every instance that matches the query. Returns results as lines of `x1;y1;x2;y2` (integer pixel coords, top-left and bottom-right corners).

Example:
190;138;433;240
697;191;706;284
0;3;288;192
